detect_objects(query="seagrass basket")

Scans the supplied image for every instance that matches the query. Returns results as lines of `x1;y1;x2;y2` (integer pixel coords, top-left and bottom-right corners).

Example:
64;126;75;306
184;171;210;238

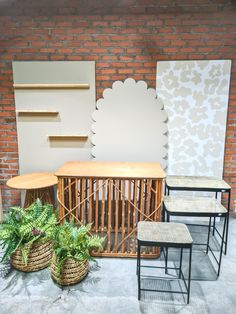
11;240;53;272
51;254;89;286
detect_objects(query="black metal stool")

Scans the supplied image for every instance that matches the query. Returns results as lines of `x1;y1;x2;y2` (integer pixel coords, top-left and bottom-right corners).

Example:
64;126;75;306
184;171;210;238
137;221;193;304
163;196;227;277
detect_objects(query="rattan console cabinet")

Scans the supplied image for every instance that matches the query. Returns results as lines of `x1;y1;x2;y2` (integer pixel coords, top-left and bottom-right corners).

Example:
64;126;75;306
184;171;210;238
55;161;166;258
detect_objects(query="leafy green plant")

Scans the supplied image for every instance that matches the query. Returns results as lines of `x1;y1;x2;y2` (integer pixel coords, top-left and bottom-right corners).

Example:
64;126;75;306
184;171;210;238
52;221;104;275
0;199;57;265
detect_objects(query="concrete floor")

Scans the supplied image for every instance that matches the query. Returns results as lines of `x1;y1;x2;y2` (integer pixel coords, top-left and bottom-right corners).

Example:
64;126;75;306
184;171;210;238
0;217;236;314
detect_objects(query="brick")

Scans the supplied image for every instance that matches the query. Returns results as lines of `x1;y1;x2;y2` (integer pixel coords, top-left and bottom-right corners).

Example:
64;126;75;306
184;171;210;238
84;42;99;47
146;20;163;26
180;47;196;52
66;56;83;60
58;48;73;53
92;21;109;27
198;47;214;52
127;62;143;67
110;62;126;68
40;48;56;53
96;62;110;68
135;68;154;74
98;69;116;74
56;22;73;27
91;48;107;54
74;48;90;54
118;69;133;74
127;48;142;54
171;40;186;46
110;21;127;27
165;19;182;26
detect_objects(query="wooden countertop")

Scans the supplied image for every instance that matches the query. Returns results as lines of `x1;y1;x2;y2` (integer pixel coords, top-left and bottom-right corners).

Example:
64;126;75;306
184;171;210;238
55;161;166;179
7;172;58;190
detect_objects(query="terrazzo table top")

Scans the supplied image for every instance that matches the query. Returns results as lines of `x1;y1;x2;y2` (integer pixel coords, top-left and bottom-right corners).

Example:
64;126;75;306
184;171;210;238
164;196;227;214
166;176;231;191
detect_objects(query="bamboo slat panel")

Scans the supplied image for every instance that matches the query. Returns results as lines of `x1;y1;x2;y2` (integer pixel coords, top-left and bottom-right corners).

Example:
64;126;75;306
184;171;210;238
24;187;55;209
57;177;164;257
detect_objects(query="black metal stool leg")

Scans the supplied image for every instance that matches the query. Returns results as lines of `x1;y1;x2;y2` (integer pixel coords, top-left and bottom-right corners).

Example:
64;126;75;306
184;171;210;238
212;217;216;236
137;241;141;300
179;247;183;279
136;246;138;276
187;246;192;304
165;247;168;274
162;204;166;222
206;217;211;254
218;215;227;276
224;189;231;255
165;213;170;273
212;192;218;236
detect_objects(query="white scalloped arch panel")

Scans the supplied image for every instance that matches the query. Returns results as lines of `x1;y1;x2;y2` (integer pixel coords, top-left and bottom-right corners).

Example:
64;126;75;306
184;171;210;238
91;78;167;168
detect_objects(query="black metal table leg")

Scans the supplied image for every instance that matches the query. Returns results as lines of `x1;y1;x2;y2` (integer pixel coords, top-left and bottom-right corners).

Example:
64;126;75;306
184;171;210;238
179;247;183;279
218;215;227;276
206;217;211;254
224;189;231;255
137;241;141;300
187;245;192;304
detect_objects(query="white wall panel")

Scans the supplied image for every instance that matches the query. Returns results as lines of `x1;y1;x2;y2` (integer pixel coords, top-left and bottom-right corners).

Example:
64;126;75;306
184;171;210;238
13;61;95;174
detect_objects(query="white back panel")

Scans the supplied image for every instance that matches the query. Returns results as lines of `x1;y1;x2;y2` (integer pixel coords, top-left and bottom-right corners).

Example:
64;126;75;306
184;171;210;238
13;61;95;174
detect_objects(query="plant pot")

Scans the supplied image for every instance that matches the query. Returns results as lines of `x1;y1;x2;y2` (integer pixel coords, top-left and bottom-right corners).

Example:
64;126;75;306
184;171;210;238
51;254;89;286
11;240;53;272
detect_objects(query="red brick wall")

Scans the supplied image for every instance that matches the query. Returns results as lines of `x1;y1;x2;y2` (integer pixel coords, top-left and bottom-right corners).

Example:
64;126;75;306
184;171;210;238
0;1;236;210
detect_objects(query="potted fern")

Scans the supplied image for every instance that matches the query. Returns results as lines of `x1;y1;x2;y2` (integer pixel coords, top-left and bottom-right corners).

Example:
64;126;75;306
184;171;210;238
0;199;57;272
51;221;104;286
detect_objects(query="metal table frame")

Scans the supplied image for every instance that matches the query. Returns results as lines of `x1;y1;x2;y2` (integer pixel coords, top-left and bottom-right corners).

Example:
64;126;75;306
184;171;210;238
163;199;227;277
165;178;231;255
137;239;192;304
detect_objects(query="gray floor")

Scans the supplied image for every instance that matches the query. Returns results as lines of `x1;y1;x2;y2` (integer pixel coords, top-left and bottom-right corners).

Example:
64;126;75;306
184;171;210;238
0;217;236;314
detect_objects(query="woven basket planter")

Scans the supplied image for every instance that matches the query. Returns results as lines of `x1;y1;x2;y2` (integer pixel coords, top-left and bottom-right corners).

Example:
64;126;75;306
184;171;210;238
11;240;53;272
51;254;89;286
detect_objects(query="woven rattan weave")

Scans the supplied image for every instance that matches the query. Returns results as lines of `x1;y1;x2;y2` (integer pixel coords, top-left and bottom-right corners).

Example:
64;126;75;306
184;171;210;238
11;240;53;272
51;255;89;286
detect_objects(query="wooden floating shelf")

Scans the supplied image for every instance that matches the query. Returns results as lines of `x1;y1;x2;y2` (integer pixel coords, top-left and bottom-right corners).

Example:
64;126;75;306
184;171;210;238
17;110;59;115
48;135;88;140
13;83;90;90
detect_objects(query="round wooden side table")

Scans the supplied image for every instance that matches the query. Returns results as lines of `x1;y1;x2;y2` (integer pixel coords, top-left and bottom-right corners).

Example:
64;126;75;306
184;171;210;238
7;172;58;208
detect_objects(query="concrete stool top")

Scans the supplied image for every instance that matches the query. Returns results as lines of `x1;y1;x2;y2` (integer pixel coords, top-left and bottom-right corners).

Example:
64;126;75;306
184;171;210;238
137;221;193;244
164;196;227;214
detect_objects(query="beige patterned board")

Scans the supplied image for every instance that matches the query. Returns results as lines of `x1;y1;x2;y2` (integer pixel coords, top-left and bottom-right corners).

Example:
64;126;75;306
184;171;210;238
156;60;231;178
13;61;95;174
164;196;227;214
91;78;168;169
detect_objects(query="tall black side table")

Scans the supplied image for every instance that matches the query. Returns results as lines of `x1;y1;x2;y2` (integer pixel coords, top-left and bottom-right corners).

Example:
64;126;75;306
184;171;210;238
165;176;231;255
